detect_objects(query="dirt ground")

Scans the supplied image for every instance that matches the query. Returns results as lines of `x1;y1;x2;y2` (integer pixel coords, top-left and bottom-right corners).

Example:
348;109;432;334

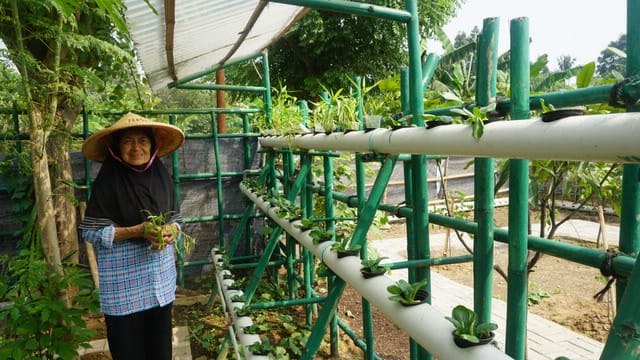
82;207;617;359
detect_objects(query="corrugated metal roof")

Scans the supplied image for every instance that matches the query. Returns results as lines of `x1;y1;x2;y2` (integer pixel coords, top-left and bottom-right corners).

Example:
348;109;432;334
123;0;307;90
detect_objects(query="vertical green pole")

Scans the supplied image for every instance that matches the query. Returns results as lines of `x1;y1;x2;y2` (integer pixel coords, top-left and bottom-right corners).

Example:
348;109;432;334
169;115;185;286
354;75;375;360
406;1;430;359
242;113;253;254
506;17;530;360
303;152;314;325
600;1;640;358
474;17;499;324
210;112;226;248
323;154;339;356
421;53;440;92
615;0;640;304
284;151;297;299
399;68;418;360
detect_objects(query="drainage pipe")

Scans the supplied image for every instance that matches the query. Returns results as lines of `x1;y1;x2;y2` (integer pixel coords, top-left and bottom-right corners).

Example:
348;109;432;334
241;184;512;360
259;111;640;163
212;252;267;360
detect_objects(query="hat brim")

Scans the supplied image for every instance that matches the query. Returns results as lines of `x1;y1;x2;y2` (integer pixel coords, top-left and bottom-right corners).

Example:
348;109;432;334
82;114;185;162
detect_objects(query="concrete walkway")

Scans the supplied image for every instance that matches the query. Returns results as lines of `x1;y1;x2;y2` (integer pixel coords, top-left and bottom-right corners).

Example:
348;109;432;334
371;219;617;360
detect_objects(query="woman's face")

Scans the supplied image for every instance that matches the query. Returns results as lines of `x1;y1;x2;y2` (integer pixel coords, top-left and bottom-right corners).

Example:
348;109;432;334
119;128;152;166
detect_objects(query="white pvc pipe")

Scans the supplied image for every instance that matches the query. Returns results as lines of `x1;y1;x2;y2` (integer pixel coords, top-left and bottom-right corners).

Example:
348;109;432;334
240;184;513;360
212;252;268;360
259;113;640;163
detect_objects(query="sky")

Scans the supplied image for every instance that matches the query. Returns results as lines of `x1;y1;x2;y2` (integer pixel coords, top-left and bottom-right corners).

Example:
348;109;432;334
439;0;627;70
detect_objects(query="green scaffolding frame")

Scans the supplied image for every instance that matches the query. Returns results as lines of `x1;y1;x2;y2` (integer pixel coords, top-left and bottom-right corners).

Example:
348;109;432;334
2;1;640;359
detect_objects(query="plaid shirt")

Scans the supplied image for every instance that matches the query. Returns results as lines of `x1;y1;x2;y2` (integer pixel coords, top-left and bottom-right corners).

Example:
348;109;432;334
82;225;176;316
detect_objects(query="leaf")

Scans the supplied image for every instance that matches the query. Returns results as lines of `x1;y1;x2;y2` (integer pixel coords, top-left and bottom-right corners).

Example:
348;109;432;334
530;54;549;79
576;62;595;89
471;119;484;140
606;46;627;58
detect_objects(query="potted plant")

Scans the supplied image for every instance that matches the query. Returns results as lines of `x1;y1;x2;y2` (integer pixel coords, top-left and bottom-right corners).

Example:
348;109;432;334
309;226;334;245
387;279;429;306
360;256;389;278
295;218;314;232
446;305;498;348
330;223;361;258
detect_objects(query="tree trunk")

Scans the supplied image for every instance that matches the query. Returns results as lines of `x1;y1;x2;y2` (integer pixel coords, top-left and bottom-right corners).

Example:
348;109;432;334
47;107;81;263
29;107;63;274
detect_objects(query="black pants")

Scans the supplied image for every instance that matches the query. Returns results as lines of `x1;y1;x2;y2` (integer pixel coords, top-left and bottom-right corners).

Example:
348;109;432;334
104;303;173;360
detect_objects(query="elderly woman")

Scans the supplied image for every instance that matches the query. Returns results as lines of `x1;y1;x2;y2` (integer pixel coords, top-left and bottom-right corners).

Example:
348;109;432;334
79;113;185;360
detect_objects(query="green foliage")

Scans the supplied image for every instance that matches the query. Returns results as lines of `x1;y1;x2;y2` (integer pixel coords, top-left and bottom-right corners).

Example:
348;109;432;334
309;226;334;245
310;85;359;132
330;222;361;252
142;210;196;256
597;34;626;77
0;253;100;360
360;256;389;273
528;284;560;305
248;338;275;355
446;305;497;344
386;278;428;304
250;0;463;99
0;152;35;248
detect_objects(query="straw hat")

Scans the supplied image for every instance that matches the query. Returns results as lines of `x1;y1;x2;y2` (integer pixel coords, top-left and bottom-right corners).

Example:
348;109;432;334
82;113;185;162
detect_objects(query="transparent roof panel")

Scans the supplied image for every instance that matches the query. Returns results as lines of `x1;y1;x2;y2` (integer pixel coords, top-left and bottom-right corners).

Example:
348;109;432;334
123;0;306;89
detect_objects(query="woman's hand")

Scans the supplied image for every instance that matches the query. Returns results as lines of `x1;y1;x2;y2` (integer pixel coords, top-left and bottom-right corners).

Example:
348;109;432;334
142;222;177;250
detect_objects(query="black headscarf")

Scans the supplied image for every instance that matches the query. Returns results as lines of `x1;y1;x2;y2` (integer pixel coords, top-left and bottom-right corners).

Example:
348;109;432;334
80;127;180;235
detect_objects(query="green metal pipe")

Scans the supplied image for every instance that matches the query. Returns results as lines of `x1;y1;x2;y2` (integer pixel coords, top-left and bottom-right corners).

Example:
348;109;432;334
303;152;315;325
178;172;245;180
473;17;499;325
169;115;186;286
386;254;474;270
210;112;226;248
247;295;326;310
87;108;260;116
400;67;418;360
183;213;261;223
283;151;297;300
311;185;636;275
406;0;430;357
421;53;440;92
322;153;339;355
187;133;260;140
337;318;383;360
426;84;617;117
270;0;412;23
174;84;267;92
601;1;640;358
506;17;531;360
301;278;346;359
168;51;265;88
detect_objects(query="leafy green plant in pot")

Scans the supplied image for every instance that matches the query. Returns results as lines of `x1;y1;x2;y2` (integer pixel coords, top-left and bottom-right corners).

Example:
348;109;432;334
330;222;361;258
360;256;389;278
387;278;429;306
309;226;334;245
446;305;498;348
295;218;314;232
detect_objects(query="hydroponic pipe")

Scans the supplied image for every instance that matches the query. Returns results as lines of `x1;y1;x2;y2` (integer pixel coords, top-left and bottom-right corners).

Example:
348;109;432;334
259;112;640;163
241;184;512;360
212;253;267;360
